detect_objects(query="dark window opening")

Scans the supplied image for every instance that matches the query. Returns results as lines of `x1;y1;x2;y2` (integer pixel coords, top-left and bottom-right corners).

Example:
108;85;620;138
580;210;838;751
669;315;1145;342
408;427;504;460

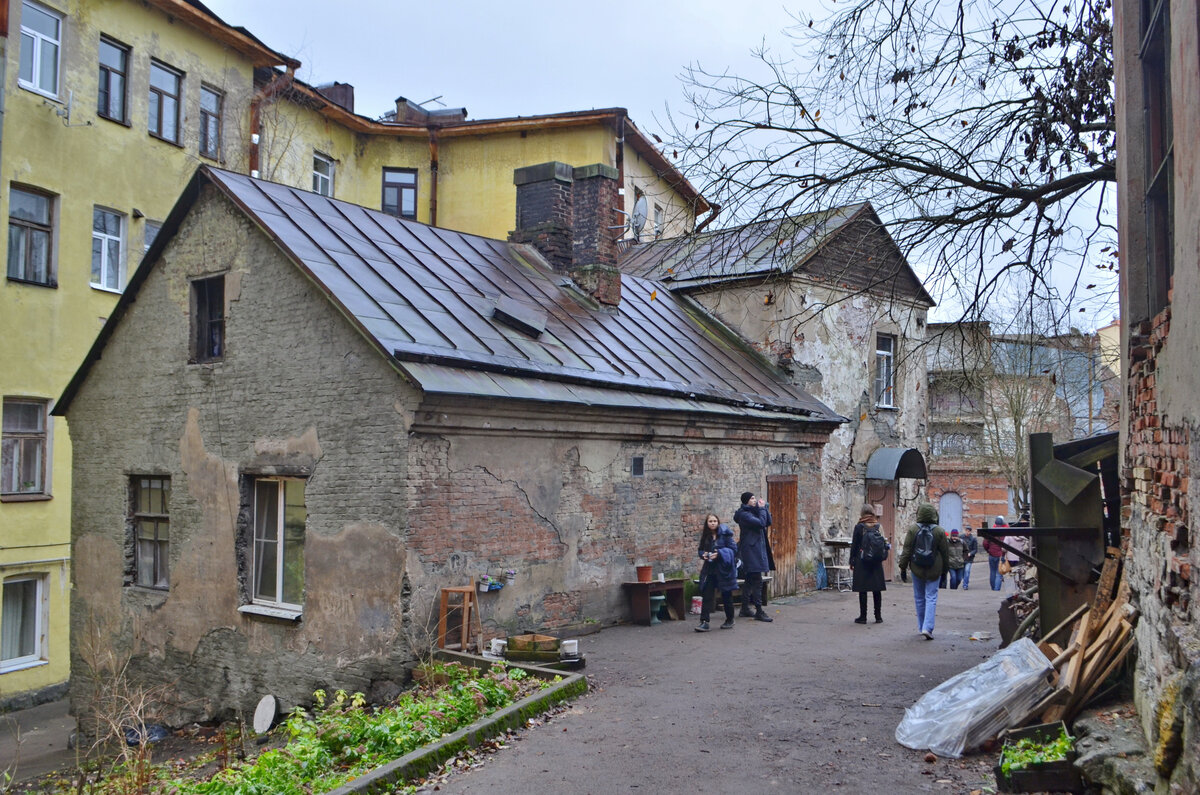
191;275;224;363
1140;0;1174;318
632;456;644;477
97;36;129;123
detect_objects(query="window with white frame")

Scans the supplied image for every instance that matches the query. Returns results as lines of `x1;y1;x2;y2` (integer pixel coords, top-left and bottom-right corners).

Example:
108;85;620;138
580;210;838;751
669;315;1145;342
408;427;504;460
2;399;48;496
97;36;129;123
7;186;55;286
654;205;664;238
91;207;124;291
148;60;182;143
1;575;46;670
312;153;334;197
250;478;306;609
18;1;61;98
874;333;896;407
199;85;223;160
130;476;170;589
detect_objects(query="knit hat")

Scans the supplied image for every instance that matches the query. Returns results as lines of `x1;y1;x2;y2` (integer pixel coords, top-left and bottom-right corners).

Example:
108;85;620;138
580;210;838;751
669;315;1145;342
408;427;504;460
741;491;755;505
994;516;1009;527
951;529;960;535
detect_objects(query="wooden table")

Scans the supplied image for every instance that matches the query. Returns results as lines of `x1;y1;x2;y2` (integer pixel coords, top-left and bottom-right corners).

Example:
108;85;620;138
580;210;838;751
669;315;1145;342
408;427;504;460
622;578;687;625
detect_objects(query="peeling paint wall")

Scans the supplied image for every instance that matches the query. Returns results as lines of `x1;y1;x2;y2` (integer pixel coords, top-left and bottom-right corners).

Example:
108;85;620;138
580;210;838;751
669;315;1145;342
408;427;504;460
66;187;418;725
688;278;928;560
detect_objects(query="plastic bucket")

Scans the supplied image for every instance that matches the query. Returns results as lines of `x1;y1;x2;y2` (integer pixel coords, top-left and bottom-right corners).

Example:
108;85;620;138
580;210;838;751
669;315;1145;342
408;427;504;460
691;596;703;614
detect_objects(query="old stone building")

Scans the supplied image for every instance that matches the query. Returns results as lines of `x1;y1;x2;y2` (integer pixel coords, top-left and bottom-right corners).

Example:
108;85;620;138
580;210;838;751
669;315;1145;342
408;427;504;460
55;165;841;723
1113;0;1199;787
620;203;932;581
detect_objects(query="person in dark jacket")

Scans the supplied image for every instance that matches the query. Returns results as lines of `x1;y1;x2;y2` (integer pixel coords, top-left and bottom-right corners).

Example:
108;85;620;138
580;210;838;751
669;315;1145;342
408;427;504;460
983;516;1009;591
695;514;737;631
897;503;950;640
947;529;967;589
849;504;887;624
733;491;775;622
961;526;978;590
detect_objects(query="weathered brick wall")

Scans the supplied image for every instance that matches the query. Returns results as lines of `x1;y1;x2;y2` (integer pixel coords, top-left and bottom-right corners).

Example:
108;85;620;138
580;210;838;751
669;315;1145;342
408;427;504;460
1123;307;1198;776
404;415;827;634
66;186;419;726
926;465;1013;530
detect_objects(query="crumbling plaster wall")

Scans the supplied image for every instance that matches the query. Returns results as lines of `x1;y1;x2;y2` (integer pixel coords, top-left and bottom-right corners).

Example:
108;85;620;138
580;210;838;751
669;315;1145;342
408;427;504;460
66;187;420;725
403;400;829;630
686;280;927;549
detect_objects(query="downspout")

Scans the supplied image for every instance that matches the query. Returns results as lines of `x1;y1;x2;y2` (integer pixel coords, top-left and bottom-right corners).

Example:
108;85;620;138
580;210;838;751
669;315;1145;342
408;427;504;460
428;127;439;227
248;66;296;177
694;203;722;234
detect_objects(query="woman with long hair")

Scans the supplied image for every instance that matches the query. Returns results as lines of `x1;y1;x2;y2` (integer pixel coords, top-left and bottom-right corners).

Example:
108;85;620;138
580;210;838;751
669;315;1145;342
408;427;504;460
695;513;736;631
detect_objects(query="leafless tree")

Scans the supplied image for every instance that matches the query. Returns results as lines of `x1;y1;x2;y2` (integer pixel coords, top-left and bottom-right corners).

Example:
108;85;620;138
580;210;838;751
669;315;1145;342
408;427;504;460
672;0;1117;323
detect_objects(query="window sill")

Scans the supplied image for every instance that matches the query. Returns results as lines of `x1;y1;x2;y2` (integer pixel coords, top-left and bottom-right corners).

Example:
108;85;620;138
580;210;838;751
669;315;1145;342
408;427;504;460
0;658;48;675
99;114;131;128
148;132;184;149
874;405;899;412
90;283;124;295
18;83;59;102
6;276;58;289
238;604;302;622
1;493;52;503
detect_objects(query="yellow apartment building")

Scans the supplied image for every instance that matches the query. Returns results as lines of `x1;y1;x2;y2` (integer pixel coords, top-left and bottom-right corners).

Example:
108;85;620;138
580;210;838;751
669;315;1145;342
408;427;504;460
2;0;705;707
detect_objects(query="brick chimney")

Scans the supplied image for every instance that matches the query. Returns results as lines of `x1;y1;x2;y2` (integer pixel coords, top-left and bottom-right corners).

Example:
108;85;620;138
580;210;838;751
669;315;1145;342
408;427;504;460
510;162;622;307
315;82;354;114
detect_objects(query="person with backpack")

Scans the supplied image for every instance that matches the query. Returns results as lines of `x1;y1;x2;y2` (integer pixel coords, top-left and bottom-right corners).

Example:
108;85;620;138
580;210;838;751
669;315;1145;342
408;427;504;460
897;503;950;640
849;504;888;624
947;529;967;589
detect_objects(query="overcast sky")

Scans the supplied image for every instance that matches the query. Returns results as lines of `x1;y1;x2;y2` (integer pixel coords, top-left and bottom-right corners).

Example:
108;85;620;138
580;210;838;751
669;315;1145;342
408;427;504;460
203;0;820;136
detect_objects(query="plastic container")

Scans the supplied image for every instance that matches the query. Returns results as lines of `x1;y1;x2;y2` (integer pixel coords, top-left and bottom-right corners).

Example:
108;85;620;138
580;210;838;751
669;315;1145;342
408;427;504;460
994;721;1082;793
691;596;703;614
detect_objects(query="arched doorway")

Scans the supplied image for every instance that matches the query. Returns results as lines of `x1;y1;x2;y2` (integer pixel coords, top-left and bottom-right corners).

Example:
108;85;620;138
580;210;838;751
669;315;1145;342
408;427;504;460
939;492;963;534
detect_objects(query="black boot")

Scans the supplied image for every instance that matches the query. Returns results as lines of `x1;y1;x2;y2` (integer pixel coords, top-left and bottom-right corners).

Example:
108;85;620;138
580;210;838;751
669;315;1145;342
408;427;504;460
754;608;773;622
854;615;868;624
739;606;755;618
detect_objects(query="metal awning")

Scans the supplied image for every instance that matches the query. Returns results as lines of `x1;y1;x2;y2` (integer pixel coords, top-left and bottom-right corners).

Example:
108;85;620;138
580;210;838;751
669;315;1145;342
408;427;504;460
865;447;927;480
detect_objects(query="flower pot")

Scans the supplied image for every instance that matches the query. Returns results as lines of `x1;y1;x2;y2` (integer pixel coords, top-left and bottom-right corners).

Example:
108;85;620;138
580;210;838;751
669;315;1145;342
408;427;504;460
636;565;653;583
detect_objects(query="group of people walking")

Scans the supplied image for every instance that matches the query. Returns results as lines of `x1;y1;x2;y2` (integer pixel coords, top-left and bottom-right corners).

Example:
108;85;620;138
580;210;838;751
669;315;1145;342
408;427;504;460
693;491;775;631
693;491;1025;641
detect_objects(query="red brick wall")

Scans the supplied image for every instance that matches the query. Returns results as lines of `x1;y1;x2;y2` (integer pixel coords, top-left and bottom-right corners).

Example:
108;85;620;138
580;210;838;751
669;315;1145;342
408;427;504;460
927;463;1012;530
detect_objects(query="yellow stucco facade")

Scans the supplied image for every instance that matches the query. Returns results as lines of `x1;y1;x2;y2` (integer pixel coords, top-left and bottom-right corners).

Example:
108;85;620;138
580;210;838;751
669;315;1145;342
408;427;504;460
3;0;704;707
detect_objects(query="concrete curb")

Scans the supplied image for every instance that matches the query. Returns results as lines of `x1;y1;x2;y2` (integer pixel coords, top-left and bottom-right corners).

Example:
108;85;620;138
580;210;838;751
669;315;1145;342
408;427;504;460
326;650;588;795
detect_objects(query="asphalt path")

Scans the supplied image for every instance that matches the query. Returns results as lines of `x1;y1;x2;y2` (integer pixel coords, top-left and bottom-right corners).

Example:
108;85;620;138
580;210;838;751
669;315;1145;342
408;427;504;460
426;582;1014;794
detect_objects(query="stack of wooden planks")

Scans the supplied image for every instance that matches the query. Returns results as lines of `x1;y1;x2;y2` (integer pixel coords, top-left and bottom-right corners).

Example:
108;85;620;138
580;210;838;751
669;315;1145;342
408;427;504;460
1022;547;1138;726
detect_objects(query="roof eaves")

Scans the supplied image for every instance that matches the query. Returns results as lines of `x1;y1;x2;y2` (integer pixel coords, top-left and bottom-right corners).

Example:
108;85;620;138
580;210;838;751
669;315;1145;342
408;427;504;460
150;0;299;68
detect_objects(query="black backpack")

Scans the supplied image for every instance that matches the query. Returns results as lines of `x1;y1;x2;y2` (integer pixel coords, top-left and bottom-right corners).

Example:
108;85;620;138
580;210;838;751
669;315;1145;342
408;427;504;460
912;523;936;568
861;526;889;565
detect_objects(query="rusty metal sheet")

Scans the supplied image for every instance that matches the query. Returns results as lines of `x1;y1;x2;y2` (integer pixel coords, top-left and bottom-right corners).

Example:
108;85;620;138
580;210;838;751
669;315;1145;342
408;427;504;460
205;169;843;423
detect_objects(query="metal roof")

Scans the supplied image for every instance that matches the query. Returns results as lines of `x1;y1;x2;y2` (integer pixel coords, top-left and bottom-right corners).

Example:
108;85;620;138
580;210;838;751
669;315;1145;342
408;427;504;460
619;203;935;307
865;447;928;480
57;167;842;425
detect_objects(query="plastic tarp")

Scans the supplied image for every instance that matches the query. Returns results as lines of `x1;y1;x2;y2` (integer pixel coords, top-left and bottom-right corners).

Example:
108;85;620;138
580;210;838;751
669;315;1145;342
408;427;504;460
895;637;1054;758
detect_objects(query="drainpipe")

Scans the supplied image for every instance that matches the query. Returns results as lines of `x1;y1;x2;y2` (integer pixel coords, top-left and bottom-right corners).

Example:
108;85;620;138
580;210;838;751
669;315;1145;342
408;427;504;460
248;66;296;177
615;112;626;240
428;127;439;227
694;203;722;234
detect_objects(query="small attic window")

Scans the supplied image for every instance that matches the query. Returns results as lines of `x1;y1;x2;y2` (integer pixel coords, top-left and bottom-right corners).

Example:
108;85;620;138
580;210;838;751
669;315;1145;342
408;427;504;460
631;456;644;477
491;295;546;338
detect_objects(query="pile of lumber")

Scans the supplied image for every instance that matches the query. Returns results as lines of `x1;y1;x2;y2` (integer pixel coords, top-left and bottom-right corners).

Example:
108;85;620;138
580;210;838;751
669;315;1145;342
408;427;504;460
1024;547;1138;725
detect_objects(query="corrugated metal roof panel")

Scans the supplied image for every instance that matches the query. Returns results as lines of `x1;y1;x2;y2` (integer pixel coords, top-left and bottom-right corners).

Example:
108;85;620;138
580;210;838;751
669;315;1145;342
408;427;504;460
205;168;843;423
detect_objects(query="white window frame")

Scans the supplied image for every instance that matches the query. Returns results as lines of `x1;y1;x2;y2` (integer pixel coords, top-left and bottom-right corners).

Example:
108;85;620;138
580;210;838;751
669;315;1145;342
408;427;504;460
91;206;125;292
18;1;62;99
874;333;896;407
2;398;49;496
249;478;305;612
654;204;664;238
1;575;47;672
312;153;334;197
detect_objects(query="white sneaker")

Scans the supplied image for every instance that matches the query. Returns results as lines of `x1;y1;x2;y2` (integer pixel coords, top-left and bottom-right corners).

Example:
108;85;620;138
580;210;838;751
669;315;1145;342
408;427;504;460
922;630;934;640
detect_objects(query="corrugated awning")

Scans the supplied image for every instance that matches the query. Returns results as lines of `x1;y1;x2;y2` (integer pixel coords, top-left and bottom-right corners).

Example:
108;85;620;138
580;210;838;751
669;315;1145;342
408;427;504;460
865;447;927;480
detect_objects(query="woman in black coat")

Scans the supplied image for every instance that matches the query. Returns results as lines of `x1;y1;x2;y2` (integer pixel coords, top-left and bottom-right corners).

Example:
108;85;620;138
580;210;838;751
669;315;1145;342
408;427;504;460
850;504;887;624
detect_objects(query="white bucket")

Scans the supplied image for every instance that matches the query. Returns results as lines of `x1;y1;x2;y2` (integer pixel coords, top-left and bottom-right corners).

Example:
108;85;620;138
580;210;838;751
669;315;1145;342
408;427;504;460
560;639;579;656
490;638;507;655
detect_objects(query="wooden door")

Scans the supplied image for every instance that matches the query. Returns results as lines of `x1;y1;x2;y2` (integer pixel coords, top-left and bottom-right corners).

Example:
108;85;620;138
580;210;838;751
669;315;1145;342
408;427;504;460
767;475;798;597
866;482;897;580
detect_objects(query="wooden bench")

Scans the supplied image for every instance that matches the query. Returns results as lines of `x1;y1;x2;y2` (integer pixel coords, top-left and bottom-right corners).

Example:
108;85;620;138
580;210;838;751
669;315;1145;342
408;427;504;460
692;574;773;607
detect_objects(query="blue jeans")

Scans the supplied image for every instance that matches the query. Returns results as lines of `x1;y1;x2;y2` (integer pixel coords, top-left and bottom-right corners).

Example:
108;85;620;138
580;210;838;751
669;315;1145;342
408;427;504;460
988;556;1003;590
949;567;964;589
912;576;940;634
962;560;973;588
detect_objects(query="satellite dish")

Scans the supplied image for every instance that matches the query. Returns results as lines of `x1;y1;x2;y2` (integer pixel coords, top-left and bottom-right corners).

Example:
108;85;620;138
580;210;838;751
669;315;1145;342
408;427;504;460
631;195;648;239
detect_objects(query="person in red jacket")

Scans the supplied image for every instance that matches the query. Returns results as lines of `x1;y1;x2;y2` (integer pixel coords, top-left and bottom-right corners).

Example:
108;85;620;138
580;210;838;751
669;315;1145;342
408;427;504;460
983;516;1009;591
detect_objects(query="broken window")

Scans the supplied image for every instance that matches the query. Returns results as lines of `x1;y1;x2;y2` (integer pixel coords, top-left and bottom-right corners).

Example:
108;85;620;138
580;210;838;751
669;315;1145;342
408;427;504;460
250;478;306;609
130;476;170;589
382;168;417;219
874;333;896;407
190;275;224;363
2;398;48;496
